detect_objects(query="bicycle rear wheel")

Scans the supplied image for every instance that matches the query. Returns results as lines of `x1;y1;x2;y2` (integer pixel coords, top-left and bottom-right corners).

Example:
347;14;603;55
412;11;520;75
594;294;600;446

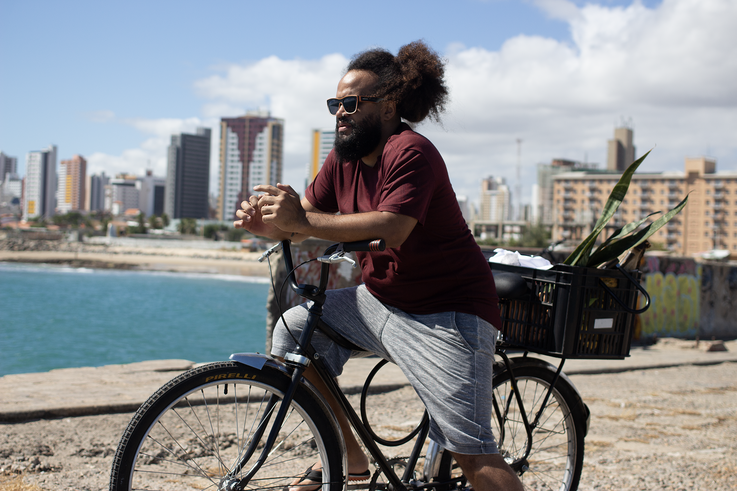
432;362;586;491
110;361;344;491
492;363;586;491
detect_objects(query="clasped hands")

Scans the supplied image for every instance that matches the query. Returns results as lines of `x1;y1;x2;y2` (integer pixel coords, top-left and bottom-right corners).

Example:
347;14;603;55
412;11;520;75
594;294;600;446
234;184;305;240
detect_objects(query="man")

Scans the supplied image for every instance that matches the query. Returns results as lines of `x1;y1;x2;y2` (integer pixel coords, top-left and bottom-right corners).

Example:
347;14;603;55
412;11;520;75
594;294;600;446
235;41;523;491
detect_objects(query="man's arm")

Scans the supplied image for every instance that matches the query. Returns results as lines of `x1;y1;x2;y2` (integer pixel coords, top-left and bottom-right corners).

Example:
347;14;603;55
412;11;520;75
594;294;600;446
257;184;417;248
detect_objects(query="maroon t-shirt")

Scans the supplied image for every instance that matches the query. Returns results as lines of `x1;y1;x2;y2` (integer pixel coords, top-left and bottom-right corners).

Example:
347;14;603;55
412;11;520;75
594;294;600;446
306;123;501;327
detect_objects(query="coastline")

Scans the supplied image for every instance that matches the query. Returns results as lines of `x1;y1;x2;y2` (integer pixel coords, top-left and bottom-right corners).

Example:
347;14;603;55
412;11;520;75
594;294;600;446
0;238;271;277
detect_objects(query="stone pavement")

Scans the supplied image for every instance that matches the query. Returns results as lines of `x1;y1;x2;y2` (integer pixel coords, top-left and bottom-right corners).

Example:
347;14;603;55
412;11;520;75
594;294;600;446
1;339;735;423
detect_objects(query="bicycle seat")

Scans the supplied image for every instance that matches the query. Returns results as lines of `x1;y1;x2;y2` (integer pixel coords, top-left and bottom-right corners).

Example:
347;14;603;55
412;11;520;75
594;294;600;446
492;271;529;300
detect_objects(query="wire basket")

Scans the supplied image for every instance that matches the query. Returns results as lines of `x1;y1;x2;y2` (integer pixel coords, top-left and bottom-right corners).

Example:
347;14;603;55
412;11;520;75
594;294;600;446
490;262;647;359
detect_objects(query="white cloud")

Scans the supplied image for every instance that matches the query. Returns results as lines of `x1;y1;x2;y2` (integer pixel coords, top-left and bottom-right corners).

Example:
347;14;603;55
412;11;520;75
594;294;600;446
91;0;737;208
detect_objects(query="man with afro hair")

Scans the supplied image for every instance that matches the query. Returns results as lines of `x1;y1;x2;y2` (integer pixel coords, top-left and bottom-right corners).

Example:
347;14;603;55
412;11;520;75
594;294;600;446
236;41;523;491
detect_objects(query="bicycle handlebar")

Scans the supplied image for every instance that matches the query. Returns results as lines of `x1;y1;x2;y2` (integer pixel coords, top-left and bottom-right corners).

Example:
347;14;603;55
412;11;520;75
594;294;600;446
279;239;385;302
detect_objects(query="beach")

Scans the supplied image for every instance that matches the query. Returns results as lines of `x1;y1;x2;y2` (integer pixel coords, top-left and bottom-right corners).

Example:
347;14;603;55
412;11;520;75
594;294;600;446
0;235;271;277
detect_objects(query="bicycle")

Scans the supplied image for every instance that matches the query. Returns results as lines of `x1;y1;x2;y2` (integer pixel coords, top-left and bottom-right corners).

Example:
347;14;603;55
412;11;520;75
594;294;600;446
110;238;645;491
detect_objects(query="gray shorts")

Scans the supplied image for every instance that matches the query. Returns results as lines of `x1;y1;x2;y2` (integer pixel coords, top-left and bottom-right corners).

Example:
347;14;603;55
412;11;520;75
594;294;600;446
271;284;499;455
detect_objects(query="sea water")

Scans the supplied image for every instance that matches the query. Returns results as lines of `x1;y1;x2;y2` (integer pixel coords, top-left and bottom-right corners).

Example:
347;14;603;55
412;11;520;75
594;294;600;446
0;262;271;376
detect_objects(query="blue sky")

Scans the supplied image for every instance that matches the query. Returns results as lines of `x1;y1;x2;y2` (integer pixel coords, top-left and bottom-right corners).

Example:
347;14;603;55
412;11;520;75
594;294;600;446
1;0;734;207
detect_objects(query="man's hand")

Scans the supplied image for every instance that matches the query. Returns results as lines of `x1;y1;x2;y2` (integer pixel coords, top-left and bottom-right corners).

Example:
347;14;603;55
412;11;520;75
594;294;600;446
234;193;282;239
255;184;307;234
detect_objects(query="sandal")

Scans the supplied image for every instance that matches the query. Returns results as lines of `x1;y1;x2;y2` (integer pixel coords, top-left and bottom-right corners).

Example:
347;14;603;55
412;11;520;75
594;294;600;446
287;464;371;491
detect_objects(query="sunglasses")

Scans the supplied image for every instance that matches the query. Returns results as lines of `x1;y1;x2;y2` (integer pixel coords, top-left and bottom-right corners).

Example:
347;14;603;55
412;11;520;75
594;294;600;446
326;95;384;115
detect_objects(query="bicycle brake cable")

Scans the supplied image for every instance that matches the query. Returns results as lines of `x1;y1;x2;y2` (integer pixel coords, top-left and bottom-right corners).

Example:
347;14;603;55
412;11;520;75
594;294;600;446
266;254;317;352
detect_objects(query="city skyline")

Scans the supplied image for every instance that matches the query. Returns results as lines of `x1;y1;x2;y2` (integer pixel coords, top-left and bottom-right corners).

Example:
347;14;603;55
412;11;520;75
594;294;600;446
2;0;734;207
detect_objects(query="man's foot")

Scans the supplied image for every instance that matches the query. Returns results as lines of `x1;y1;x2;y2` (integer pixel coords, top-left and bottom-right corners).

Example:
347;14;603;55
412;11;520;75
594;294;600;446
287;464;371;491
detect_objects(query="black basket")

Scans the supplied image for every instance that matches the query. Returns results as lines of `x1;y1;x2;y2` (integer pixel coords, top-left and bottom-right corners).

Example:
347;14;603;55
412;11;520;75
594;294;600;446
490;262;645;359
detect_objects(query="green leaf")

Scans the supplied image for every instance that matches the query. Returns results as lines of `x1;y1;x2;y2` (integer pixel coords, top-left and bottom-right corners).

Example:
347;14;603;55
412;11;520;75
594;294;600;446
563;149;652;266
586;195;689;267
592;213;658;255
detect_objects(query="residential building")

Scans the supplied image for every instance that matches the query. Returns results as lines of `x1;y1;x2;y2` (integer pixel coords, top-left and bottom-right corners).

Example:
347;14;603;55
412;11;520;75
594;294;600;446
1;173;22;204
138;170;166;217
57;154;87;214
551;156;737;256
1;152;18;182
165;127;211;219
217;112;284;220
307;128;334;185
23;145;57;221
480;176;511;222
86;172;109;212
105;174;140;216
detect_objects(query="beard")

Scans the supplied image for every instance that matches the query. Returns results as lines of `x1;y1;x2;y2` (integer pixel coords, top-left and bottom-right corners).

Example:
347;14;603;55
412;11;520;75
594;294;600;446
333;113;383;163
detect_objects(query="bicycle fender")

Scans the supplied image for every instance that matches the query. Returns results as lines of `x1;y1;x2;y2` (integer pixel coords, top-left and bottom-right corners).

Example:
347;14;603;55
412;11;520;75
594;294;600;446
229;353;272;370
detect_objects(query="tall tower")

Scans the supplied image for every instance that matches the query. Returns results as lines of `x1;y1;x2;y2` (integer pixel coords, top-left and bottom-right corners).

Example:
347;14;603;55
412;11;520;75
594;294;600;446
480;176;511;222
165;127;212;219
607;126;635;171
0;152;18;182
218;112;284;221
86;172;109;212
57;154;87;214
23;145;57;221
308;128;334;185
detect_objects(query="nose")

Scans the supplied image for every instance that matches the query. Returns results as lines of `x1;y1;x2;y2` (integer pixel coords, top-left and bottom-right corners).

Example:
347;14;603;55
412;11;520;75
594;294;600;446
335;101;347;118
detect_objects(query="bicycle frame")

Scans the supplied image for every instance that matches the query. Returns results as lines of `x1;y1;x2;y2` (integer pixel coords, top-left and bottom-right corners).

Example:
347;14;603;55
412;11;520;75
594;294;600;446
223;239;574;491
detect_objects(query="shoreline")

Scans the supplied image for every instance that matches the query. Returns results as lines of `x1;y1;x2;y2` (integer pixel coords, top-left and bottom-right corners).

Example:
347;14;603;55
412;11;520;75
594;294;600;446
0;248;271;277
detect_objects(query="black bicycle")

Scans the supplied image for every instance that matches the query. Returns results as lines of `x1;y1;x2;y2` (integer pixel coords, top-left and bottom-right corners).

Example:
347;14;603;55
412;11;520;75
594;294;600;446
109;238;634;491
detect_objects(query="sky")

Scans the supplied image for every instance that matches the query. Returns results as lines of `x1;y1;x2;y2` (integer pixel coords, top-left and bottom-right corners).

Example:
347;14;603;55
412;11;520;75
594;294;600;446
1;0;736;210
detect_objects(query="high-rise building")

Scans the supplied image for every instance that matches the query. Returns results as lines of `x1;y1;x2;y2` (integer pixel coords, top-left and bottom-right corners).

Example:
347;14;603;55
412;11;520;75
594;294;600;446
218;112;284;221
105;174;140;216
1;152;18;182
607;126;636;172
166;127;211;219
57;154;87;214
86;172;109;212
480;176;511;222
139;170;166;217
23;145;57;221
307;128;334;185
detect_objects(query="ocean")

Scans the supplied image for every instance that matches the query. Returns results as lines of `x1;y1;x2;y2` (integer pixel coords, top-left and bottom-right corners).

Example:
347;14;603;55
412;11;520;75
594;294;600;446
0;262;271;376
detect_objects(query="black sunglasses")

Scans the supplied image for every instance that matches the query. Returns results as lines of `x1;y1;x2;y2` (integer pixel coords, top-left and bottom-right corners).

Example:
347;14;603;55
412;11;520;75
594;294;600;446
326;95;384;115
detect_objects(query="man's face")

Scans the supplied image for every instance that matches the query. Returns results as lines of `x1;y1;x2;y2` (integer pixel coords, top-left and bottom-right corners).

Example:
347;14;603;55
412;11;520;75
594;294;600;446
333;70;383;163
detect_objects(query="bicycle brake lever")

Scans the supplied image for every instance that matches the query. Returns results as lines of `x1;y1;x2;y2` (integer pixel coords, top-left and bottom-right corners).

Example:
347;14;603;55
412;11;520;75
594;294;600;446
318;244;357;268
258;242;282;263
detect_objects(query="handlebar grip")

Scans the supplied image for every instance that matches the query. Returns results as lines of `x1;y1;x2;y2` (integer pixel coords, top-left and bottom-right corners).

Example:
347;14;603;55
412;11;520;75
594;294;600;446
342;239;386;252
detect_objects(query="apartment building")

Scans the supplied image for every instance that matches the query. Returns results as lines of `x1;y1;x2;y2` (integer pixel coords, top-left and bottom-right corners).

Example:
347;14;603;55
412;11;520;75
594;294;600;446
57;154;87;213
23;145;57;221
166;127;211;219
307;128;334;185
551;157;737;256
217;112;284;221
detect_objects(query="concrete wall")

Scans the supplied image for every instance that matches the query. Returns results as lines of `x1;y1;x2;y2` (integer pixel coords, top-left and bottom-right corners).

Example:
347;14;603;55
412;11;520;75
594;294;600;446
638;254;737;340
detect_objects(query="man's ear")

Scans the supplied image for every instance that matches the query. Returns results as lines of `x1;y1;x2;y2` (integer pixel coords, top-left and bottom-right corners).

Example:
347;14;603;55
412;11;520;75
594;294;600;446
381;100;397;121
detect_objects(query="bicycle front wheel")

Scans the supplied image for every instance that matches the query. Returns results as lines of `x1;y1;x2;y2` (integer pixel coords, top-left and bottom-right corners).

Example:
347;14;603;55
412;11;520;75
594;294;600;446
110;361;344;491
492;363;586;491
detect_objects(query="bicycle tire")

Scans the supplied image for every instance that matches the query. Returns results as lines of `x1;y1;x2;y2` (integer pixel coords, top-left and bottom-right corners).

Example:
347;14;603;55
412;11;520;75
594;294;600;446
433;362;586;491
110;360;344;491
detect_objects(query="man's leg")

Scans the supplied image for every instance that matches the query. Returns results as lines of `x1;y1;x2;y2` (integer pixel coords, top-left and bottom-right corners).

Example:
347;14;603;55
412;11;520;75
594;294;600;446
300;363;369;474
451;453;524;491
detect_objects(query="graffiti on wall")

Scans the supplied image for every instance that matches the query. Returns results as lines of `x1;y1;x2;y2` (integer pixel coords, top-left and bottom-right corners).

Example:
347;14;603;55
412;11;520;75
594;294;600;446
639;256;701;337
